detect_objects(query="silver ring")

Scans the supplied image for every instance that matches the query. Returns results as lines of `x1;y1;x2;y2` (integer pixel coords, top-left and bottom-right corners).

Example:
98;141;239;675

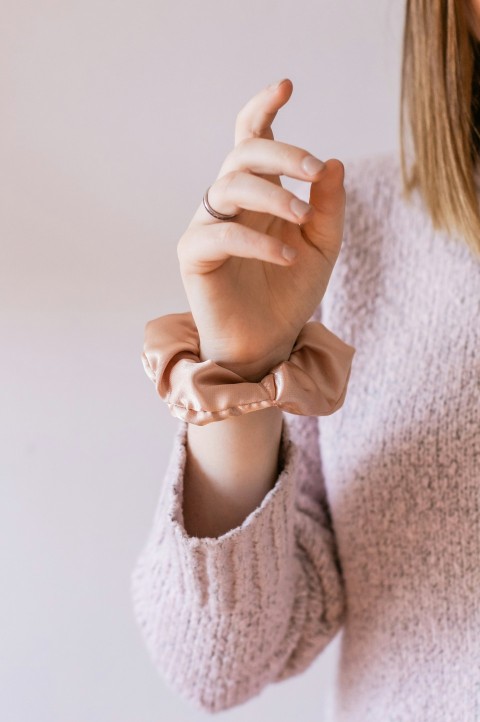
203;186;239;221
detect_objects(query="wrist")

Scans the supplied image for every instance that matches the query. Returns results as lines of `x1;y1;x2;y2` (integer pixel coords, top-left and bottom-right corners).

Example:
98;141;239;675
220;360;287;383
142;313;356;425
199;348;295;383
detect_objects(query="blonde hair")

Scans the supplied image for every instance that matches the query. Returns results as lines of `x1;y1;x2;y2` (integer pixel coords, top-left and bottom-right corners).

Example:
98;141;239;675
400;0;480;258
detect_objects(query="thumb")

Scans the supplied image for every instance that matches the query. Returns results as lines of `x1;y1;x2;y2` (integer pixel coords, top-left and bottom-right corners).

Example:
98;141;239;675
301;158;346;258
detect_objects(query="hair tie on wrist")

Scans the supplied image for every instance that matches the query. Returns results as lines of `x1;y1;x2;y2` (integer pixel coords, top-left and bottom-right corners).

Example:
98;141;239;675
141;312;356;426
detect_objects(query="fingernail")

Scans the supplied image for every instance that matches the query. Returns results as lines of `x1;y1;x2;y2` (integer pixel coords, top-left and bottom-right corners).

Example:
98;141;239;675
282;244;297;261
268;78;289;91
302;155;326;175
290;197;312;218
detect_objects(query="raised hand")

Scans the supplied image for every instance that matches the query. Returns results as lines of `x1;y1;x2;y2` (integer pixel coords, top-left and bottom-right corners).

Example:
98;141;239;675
177;78;346;382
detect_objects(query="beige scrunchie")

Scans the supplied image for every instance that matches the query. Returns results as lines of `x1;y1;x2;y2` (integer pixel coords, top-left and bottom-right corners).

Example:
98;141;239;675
142;311;356;426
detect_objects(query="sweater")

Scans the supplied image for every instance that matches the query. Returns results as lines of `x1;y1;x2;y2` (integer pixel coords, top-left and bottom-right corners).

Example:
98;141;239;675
130;150;480;721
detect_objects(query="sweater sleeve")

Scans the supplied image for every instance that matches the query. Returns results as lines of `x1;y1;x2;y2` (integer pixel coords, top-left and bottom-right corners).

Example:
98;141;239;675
130;404;346;713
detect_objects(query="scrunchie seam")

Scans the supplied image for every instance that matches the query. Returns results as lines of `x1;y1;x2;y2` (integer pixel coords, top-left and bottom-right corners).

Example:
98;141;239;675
167;399;278;414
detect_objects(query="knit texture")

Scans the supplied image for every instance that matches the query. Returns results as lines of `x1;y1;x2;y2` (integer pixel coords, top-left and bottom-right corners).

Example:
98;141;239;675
130;150;480;721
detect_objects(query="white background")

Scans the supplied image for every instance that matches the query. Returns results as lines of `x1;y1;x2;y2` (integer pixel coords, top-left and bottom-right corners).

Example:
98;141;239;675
2;1;404;720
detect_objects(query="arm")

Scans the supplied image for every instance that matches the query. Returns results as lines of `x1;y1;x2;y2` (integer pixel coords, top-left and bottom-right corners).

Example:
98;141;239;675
182;405;285;539
130;398;346;713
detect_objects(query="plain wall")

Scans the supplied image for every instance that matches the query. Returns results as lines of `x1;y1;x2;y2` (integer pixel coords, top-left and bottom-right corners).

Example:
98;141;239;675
1;1;404;720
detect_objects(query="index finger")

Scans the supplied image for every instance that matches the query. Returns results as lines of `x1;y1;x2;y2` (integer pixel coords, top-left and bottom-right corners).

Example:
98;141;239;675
234;78;293;146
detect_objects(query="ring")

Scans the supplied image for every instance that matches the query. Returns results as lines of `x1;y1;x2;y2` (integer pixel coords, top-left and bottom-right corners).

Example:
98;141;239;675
203;185;239;221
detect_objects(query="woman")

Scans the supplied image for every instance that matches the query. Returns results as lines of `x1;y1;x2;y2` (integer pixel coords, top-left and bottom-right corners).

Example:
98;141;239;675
131;2;480;720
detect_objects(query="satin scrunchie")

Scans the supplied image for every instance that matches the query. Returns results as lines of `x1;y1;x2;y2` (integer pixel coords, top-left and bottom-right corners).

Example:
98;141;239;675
141;311;356;426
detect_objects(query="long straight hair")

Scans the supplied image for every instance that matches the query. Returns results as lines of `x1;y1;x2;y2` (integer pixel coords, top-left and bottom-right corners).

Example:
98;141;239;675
400;0;480;258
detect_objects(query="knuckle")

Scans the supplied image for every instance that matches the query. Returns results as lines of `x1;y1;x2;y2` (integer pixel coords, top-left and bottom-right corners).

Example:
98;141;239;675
234;114;246;138
224;145;236;164
220;147;235;172
235;136;253;152
235;105;250;125
250;125;270;138
176;238;186;263
221;221;237;244
219;170;239;195
235;106;245;123
223;139;249;169
265;183;283;205
176;230;191;261
276;144;294;167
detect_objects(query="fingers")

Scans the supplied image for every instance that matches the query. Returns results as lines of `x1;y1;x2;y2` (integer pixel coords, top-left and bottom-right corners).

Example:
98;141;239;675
203;171;314;225
217;137;326;185
234;78;293;145
178;221;298;275
187;77;328;243
300;158;346;266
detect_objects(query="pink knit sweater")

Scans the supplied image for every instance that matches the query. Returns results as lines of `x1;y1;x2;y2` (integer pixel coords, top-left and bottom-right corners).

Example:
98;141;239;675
130;151;480;721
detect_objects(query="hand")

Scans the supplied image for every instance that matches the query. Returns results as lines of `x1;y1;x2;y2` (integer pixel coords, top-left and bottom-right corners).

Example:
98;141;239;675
176;78;346;382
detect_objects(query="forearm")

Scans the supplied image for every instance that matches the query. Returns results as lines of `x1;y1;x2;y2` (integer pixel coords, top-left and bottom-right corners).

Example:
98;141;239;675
183;404;284;539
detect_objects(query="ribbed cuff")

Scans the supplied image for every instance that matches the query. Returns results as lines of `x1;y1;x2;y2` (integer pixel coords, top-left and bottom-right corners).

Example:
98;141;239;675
130;414;302;711
162;415;299;610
